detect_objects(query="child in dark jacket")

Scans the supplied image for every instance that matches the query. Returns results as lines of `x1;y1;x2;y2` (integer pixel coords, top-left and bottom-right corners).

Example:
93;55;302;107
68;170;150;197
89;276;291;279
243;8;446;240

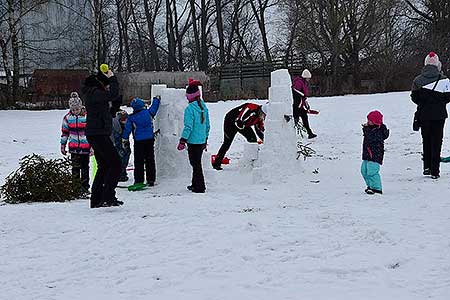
60;92;91;193
112;110;131;182
122;97;160;187
361;110;389;195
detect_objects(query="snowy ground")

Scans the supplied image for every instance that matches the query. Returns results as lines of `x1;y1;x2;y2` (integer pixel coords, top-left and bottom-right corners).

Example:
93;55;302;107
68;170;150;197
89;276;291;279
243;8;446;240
1;92;450;300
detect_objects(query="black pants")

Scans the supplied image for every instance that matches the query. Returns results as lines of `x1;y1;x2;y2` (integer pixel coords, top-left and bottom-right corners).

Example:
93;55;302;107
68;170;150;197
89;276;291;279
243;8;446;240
214;116;258;167
293;105;313;136
421;120;445;176
134;139;155;184
188;144;206;192
71;153;90;191
87;135;121;207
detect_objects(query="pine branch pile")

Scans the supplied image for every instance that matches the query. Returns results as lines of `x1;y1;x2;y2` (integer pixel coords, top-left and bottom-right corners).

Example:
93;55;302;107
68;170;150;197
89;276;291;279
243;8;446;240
0;154;83;204
296;141;316;160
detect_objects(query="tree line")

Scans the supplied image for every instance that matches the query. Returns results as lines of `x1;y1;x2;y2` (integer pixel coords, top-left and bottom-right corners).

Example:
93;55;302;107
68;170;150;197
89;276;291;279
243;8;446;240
1;0;449;106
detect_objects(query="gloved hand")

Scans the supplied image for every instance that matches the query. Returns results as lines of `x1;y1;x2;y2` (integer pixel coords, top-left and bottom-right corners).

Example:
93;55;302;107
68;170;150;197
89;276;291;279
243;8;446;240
106;70;114;78
122;139;130;149
202;139;208;152
61;144;67;156
304;100;310;111
257;140;264;145
177;140;186;151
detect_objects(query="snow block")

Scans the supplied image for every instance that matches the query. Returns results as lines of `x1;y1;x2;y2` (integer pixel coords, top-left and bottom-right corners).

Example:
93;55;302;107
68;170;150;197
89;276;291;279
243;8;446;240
250;69;300;183
270;69;292;87
154;86;191;179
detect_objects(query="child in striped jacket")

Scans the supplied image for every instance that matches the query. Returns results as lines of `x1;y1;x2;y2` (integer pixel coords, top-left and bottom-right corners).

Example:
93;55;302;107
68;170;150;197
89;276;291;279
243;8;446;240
60;92;91;193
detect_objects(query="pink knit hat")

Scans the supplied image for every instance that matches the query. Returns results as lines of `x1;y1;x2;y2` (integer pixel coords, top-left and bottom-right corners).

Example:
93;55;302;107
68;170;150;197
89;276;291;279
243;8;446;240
367;110;383;126
186;78;202;102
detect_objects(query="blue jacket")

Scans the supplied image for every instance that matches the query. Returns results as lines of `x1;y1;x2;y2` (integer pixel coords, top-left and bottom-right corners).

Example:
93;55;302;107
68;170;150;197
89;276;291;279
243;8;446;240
123;98;160;141
181;100;210;144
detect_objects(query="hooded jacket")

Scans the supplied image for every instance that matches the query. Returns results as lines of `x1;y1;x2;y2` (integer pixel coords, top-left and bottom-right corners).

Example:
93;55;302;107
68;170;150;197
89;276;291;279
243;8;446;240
181;99;210;144
292;76;310;110
362;124;390;165
122;98;160;141
411;65;450;121
60;109;90;154
82;75;119;136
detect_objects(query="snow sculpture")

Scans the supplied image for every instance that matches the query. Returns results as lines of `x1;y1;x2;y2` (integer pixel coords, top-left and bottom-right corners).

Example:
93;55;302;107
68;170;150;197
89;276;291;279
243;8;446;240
152;85;191;178
251;69;299;183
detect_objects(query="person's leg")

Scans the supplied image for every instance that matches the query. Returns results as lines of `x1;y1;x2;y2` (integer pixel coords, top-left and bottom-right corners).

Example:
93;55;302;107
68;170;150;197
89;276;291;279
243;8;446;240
71;153;81;184
87;136;108;207
361;160;370;187
421;120;432;173
98;136;121;204
80;154;90;191
430;120;445;177
188;144;205;192
120;147;131;180
299;109;315;137
214;121;238;169
133;140;145;184
366;161;382;192
293;104;300;125
145;139;156;184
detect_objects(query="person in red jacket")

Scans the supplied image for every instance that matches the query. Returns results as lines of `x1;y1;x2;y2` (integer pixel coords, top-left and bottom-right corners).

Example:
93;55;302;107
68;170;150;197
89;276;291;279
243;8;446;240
212;102;267;170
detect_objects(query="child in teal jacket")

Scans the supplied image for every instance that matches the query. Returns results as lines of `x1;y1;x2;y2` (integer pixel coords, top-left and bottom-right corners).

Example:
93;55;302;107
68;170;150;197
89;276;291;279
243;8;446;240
177;79;210;193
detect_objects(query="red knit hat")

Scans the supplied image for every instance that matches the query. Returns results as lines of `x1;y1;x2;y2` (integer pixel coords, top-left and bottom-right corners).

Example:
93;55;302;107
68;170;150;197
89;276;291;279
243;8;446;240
367;110;383;126
186;78;202;102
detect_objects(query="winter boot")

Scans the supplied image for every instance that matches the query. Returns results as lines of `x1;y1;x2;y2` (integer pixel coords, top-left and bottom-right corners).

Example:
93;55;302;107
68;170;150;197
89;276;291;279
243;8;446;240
128;182;147;191
212;163;223;171
423;168;431;176
308;133;317;139
431;175;440;179
365;188;375;195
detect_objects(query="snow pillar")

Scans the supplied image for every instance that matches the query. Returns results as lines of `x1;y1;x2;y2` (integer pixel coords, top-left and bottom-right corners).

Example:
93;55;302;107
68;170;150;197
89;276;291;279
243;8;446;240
153;85;191;178
252;69;299;183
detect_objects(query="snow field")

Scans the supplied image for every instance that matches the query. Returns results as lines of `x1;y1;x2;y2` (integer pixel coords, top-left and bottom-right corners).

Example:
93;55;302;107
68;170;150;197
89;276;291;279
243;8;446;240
0;92;450;299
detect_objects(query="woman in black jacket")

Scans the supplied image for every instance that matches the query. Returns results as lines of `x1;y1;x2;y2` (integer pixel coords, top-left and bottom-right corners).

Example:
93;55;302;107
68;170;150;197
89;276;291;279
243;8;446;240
83;70;123;208
411;52;450;179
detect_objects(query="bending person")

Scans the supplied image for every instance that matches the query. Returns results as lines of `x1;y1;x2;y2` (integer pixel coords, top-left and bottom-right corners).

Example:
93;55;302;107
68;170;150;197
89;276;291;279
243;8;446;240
212;102;267;170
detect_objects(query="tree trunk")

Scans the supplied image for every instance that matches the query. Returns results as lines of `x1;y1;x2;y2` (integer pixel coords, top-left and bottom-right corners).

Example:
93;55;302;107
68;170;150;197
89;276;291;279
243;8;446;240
166;0;177;70
116;0;124;72
143;0;161;71
172;1;184;71
200;0;208;71
130;0;148;71
189;0;202;70
8;0;20;105
215;0;225;65
0;33;13;104
249;0;272;62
